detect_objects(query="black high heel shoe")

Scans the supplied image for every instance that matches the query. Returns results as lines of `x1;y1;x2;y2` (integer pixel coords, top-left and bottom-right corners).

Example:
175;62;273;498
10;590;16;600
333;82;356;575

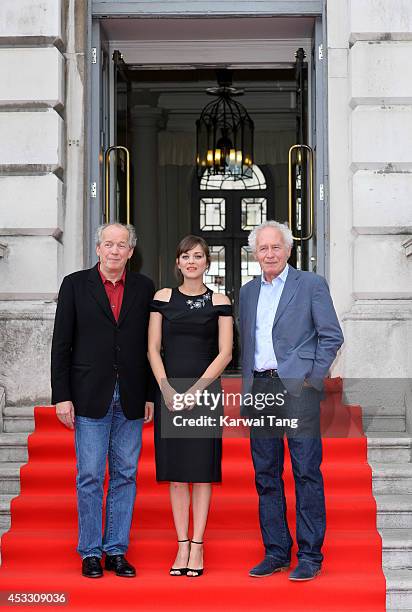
169;539;190;576
187;540;204;577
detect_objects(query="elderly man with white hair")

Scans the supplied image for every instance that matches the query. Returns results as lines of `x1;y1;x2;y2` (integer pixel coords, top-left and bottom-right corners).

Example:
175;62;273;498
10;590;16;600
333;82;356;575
239;220;344;581
51;223;155;579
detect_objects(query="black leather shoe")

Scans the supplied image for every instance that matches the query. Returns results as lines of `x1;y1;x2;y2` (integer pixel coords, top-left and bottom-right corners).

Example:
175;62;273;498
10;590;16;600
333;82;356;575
82;556;103;578
105;554;136;577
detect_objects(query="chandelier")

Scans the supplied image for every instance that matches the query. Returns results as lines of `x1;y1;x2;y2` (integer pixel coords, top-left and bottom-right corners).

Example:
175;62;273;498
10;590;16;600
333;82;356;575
196;69;254;181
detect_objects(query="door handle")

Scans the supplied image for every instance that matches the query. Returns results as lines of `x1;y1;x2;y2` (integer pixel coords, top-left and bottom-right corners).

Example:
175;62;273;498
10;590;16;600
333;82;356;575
288;144;314;241
104;145;131;224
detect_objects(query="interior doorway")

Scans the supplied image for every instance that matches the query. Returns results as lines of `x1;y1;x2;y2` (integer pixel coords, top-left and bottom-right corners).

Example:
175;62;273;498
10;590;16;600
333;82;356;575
89;16;327;363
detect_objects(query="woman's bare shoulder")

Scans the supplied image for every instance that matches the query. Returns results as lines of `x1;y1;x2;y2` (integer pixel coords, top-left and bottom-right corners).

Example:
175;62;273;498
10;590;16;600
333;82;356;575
153;288;173;303
212;292;231;306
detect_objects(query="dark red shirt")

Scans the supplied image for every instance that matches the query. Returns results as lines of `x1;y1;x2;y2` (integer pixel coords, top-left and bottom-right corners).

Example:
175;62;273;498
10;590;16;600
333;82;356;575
98;265;126;322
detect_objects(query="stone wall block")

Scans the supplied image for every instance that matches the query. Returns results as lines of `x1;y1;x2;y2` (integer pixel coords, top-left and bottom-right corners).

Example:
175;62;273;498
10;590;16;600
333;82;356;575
0;303;56;406
353;235;412;298
350;41;412;104
0;47;64;108
0;0;62;40
350;0;412;42
0;174;62;229
0;236;59;295
0;110;63;168
351;107;412;168
343;316;411;378
353;171;412;233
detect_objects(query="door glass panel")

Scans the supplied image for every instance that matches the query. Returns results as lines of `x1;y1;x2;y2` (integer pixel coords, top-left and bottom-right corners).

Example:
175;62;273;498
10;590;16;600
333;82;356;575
241;197;267;230
200;198;226;231
241;246;261;286
199;164;267;190
205;246;226;293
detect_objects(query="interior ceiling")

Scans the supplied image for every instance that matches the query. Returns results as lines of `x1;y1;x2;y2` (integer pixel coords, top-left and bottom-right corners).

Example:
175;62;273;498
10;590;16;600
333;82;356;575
101;17;315;41
124;68;296;84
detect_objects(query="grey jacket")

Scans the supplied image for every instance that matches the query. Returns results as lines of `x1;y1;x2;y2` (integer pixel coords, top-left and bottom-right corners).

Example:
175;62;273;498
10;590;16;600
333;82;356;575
239;265;344;401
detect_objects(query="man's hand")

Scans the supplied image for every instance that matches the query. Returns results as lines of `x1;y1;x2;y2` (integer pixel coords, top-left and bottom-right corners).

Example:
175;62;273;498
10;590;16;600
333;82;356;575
303;380;313;388
144;402;154;423
56;401;75;429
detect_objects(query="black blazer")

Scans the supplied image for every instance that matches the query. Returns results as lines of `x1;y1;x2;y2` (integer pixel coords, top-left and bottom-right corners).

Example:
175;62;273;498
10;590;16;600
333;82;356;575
51;264;155;419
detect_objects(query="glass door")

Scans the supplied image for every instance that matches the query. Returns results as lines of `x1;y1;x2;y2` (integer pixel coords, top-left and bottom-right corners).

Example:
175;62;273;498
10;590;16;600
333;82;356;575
109;50;132;226
192;165;273;369
89;22;132;264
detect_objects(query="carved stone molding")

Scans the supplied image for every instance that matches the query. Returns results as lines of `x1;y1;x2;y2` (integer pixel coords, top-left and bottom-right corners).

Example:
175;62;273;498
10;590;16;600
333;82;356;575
402;237;412;258
0;242;8;259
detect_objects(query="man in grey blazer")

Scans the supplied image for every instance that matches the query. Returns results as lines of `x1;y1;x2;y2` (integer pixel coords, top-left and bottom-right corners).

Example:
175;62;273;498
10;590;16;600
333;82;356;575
239;220;343;581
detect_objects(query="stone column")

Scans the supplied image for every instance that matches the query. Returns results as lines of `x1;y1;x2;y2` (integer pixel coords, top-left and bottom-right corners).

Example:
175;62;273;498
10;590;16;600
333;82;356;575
130;106;164;283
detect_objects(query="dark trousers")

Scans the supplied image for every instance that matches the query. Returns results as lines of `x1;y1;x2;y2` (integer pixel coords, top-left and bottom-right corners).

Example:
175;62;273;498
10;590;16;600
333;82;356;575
249;377;326;566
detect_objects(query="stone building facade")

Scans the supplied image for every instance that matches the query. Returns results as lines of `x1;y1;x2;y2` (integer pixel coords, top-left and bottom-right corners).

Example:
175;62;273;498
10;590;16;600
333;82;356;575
0;0;411;421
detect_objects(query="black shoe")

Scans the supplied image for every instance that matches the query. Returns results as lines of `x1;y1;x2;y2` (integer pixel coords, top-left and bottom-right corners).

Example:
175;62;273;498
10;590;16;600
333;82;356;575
105;554;136;577
170;539;190;576
82;556;103;578
186;540;204;577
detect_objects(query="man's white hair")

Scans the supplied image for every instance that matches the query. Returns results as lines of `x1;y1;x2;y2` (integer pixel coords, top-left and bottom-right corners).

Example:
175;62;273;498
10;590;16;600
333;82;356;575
95;223;137;248
248;220;293;252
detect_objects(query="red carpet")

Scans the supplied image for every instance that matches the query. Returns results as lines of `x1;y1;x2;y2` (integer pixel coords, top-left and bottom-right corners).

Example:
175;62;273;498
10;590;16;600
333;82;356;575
0;379;385;610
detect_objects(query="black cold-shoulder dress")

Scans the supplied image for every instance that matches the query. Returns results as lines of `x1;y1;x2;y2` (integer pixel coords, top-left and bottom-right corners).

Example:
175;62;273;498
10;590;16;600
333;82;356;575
150;287;233;482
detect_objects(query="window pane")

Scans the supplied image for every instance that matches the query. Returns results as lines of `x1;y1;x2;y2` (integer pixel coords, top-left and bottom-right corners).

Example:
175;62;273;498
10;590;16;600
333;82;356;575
200;198;226;231
241;246;260;286
241;198;267;230
200;164;267;190
205;246;226;293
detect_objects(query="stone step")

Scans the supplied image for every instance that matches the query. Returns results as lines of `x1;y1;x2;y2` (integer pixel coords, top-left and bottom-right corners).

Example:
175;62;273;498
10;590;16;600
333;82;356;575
0;433;29;462
0;463;22;495
363;415;406;433
376;495;412;529
385;569;412;610
362;405;407;417
368;434;412;463
381;529;412;570
372;464;412;494
0;494;17;531
3;406;34;433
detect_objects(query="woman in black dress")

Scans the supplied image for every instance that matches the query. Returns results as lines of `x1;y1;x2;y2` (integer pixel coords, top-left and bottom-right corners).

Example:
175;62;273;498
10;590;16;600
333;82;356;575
148;235;233;577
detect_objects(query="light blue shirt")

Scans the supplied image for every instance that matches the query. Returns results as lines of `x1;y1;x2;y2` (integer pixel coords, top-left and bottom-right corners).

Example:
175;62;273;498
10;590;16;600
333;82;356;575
254;264;289;371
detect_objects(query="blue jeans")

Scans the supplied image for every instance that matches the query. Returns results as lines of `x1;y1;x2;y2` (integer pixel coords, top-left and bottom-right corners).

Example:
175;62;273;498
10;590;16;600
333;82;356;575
250;380;325;567
74;381;143;559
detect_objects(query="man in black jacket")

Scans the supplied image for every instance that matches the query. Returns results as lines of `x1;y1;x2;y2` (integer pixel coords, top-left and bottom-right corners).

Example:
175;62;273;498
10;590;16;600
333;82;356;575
51;223;155;579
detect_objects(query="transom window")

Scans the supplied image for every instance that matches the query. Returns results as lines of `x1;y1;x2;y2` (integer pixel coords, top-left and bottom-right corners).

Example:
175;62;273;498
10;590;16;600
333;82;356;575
192;163;274;293
199;164;267;191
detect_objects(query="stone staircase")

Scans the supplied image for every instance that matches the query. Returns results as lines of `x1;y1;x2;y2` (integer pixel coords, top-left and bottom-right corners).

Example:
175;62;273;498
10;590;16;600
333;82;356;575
366;409;412;610
0;396;33;540
0;397;411;609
